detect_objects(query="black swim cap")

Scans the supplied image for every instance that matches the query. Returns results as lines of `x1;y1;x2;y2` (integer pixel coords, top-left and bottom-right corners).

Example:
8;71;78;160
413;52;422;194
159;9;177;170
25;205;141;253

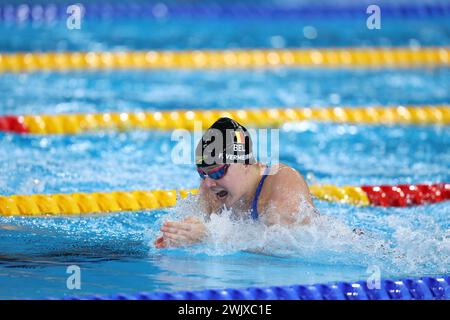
195;117;255;168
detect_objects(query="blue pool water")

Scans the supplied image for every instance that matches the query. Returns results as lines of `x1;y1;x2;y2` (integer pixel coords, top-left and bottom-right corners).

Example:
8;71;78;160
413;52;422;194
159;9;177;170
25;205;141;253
0;1;449;299
1;68;450;116
1;14;450;52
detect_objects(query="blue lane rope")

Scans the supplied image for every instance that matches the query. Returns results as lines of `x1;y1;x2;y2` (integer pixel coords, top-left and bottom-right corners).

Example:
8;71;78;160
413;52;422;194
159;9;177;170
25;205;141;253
57;275;449;300
2;2;450;23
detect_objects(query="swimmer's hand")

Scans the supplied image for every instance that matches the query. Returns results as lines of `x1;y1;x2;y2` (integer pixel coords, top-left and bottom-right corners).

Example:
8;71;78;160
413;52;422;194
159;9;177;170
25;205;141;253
154;216;207;249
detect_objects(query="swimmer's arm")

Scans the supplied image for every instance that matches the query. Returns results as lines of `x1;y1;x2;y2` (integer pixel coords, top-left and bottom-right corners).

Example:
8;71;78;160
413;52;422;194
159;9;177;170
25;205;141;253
261;193;299;226
294;170;315;208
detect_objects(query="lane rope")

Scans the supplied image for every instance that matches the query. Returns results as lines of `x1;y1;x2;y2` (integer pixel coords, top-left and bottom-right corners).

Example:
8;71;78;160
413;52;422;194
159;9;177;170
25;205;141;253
2;2;450;23
1;105;448;135
0;48;449;73
0;183;448;216
58;275;450;300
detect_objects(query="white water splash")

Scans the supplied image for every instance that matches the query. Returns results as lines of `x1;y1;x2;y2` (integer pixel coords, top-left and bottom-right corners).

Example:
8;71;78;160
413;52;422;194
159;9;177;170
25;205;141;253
147;194;449;276
384;214;449;274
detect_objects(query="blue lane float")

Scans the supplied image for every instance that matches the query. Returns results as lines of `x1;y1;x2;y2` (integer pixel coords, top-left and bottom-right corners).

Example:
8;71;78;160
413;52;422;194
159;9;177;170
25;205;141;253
58;275;450;300
1;2;450;23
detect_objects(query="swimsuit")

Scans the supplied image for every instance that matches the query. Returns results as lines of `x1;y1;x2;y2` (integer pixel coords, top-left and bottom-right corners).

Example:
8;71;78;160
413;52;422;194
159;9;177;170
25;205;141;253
250;167;270;220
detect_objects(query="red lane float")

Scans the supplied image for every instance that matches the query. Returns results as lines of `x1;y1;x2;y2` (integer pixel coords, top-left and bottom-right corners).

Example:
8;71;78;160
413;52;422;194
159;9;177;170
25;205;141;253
361;183;450;207
0;116;28;134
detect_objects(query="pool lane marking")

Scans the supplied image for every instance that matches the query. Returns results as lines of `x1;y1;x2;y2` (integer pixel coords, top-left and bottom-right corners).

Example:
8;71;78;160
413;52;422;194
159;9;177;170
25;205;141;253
0;105;449;135
0;183;448;216
3;2;450;23
0;47;449;72
62;275;449;300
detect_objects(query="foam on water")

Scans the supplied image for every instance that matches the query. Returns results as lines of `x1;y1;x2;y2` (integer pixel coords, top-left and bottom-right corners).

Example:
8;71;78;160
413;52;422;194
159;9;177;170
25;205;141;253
147;194;449;277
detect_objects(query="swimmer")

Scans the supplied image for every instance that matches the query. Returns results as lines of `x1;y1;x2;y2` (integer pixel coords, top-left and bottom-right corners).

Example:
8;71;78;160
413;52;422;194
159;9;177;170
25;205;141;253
155;117;316;249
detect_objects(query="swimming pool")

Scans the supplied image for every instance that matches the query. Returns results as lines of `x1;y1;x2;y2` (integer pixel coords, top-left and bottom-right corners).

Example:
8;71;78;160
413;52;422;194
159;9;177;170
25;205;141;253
0;0;449;300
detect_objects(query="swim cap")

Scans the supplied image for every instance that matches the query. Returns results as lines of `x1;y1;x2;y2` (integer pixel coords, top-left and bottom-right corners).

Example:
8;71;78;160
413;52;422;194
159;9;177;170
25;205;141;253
195;117;255;168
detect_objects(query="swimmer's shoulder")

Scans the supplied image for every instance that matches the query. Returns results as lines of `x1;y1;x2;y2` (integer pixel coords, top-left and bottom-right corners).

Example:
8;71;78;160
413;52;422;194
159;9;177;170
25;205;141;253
262;163;314;207
265;163;305;189
257;163;315;224
258;164;301;202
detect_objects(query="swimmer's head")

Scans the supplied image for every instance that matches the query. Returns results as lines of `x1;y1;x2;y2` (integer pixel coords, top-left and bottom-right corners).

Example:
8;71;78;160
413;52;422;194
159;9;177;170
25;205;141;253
195;117;255;168
195;118;258;207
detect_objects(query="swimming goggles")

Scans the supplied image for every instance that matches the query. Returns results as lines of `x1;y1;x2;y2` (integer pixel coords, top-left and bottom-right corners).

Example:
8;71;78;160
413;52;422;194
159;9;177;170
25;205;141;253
197;164;230;180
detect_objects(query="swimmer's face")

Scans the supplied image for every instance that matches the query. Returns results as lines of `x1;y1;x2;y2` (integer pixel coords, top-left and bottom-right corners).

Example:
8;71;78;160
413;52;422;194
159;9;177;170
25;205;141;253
200;164;248;207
